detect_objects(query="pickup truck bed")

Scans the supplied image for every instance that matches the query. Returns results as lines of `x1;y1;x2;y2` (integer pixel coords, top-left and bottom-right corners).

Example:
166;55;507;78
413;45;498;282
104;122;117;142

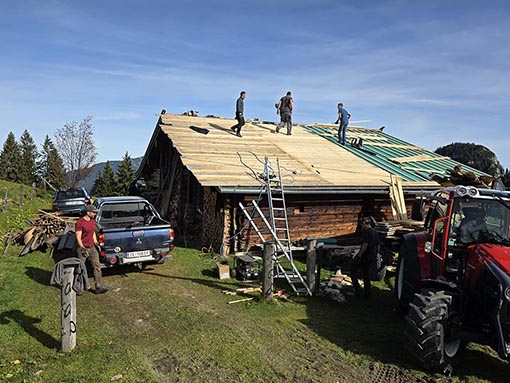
94;196;174;268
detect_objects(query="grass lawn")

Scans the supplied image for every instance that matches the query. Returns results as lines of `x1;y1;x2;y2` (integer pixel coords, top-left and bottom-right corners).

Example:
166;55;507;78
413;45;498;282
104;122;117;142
1;247;509;383
0;182;509;382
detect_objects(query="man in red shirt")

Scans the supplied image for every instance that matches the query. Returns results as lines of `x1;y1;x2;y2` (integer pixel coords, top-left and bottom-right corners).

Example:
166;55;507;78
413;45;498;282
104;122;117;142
76;205;108;294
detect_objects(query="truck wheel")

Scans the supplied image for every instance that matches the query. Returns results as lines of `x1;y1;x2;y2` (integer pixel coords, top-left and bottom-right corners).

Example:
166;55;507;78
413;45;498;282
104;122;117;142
404;289;461;372
395;243;420;315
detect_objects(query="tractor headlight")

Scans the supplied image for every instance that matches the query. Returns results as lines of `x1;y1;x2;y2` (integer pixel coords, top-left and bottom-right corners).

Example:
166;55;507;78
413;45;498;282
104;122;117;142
468;187;479;197
456;186;468;196
504;287;510;302
424;241;432;253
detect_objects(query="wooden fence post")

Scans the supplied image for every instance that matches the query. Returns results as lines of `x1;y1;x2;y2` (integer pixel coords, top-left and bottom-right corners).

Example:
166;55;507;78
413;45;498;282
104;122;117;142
262;242;275;301
19;185;23;208
306;239;318;293
61;265;77;353
2;188;7;212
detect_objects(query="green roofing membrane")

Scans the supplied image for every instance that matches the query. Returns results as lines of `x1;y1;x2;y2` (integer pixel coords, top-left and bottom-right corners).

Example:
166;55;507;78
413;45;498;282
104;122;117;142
302;125;488;183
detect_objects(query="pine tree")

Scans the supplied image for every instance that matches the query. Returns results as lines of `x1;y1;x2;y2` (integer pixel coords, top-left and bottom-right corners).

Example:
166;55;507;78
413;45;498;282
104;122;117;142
19;130;38;185
38;135;67;189
115;152;135;196
0;132;22;182
90;170;104;197
91;161;116;197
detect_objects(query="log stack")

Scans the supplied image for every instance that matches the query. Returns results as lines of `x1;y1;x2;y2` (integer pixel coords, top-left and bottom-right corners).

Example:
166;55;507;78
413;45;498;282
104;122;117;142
5;211;74;256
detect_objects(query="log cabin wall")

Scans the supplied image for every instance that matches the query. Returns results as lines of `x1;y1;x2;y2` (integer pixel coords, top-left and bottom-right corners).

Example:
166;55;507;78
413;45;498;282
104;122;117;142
229;193;413;251
201;187;225;252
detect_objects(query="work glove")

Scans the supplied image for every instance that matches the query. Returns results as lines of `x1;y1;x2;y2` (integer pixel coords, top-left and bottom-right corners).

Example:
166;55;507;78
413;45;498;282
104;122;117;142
80;247;89;257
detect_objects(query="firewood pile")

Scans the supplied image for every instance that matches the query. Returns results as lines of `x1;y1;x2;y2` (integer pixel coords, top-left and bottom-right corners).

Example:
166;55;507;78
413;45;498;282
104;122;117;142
3;210;75;256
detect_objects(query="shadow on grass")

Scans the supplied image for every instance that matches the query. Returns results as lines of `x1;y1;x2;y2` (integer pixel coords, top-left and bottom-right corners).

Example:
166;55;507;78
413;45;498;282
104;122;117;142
25;266;53;286
141;270;239;293
301;279;509;382
0;309;59;349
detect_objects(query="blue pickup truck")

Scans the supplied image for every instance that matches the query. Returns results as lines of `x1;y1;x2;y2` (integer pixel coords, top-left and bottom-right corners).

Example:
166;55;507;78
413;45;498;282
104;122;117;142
93;196;174;269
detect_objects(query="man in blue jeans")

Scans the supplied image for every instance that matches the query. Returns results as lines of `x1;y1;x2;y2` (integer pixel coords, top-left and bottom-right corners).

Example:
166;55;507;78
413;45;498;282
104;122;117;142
335;102;351;145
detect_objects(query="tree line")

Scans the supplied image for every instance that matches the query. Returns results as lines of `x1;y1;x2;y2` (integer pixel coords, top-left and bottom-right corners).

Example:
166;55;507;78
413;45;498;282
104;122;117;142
0;116;136;196
0;130;67;189
90;153;136;197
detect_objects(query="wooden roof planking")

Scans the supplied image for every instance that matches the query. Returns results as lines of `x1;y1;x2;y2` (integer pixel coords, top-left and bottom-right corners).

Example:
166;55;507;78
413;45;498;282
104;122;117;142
156;114;438;190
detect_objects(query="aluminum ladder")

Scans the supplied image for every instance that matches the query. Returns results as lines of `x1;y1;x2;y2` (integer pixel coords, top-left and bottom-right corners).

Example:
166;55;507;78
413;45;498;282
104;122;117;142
238;157;312;296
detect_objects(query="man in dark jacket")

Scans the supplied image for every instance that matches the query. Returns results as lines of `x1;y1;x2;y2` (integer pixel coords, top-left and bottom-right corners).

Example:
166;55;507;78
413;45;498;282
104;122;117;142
231;91;246;137
350;216;379;298
276;91;294;135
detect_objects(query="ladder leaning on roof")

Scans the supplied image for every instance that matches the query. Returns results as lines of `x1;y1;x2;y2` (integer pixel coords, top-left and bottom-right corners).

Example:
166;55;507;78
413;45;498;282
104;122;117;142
238;157;312;296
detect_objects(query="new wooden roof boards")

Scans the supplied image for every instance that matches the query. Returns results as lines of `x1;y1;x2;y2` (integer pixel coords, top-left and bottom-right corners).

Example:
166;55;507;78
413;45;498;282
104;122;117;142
140;113;488;192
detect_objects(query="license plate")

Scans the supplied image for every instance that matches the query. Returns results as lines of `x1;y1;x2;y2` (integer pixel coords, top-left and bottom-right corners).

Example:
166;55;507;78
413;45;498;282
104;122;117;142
125;250;152;258
64;201;82;205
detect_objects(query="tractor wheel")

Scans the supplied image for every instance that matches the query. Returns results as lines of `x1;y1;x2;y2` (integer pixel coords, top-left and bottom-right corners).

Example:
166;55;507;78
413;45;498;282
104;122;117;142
395;244;420;315
404;289;462;372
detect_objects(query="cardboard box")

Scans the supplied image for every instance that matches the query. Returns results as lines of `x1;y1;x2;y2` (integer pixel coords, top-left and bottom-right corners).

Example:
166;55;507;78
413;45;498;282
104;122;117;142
216;262;230;280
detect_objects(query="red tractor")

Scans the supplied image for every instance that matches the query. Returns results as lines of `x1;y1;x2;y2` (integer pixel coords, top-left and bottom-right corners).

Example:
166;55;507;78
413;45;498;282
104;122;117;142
396;185;510;372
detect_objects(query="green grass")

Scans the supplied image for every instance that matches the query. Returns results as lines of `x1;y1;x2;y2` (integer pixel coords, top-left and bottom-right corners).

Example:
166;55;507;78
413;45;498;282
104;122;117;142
0;179;53;239
1;186;509;382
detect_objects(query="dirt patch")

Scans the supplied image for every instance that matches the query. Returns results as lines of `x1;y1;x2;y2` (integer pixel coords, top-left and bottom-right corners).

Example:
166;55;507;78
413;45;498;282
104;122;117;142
367;362;450;383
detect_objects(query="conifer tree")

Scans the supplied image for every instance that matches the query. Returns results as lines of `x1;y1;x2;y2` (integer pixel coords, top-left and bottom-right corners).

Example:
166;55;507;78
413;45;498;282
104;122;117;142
19;130;38;185
0;132;22;182
91;161;116;197
115;152;135;196
90;170;104;197
38;135;67;189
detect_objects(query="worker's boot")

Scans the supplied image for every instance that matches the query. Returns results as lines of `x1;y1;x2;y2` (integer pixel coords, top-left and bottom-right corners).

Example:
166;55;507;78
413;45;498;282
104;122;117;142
94;286;109;294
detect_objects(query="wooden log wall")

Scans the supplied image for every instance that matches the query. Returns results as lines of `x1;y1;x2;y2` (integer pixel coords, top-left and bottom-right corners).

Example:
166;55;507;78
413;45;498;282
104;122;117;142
233;194;413;251
201;187;224;252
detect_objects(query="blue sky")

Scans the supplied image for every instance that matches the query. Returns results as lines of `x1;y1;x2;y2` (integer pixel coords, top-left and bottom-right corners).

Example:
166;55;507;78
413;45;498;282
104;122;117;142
1;0;509;169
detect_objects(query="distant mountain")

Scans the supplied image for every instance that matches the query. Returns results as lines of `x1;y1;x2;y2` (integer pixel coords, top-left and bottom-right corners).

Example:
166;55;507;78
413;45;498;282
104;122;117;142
75;156;143;191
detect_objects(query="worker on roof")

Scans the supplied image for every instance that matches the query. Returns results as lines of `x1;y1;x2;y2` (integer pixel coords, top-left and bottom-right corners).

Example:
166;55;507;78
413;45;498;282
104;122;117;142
231;91;246;138
335;102;351;145
275;91;294;136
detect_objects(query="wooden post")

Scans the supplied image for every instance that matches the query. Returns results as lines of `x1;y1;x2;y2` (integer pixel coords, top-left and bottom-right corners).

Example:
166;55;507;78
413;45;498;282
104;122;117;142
30;182;36;200
2;230;13;255
306;239;317;292
316;245;324;291
262;242;275;301
2;188;7;212
61;265;77;353
19;185;23;208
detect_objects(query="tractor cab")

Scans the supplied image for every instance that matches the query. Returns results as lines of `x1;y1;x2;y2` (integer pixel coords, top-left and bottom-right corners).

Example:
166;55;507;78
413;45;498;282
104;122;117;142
423;186;510;286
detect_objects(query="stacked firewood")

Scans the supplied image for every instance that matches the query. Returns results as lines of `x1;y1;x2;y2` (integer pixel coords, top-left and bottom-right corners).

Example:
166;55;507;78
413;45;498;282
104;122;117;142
4;210;75;256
